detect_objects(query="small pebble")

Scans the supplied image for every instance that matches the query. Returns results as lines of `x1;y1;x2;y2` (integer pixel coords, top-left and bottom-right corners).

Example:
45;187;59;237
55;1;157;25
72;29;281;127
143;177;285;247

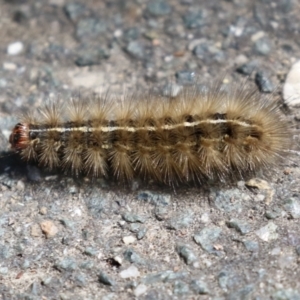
3;62;17;71
183;10;205;29
227;219;252;235
283;60;300;106
255;222;278;242
31;224;41;237
39;207;47;215
123;235;137;245
175;70;195;85
236;61;257;75
83;247;98;257
243;240;259;252
113;256;123;265
40;220;58;238
190;279;210;294
265;206;282;219
147;1;171;16
137;191;171;206
119;265;140;279
7;41;24;55
98;271;115;286
173;280;190;295
176;244;197;265
0;267;8;275
255;71;275;93
162;83;182;97
76;18;107;40
283;198;300;219
194;226;222;253
167;210;194;230
134;284;148;297
272;289;300;300
55;258;77;272
254;36;272;56
125;41;146;60
64;2;86;22
122;213;146;223
123;249;145;265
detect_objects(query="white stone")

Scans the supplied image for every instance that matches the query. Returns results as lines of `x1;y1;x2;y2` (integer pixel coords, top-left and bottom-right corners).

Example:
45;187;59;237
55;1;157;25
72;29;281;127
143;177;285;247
134;284;147;297
7;41;24;56
3;62;17;70
251;31;265;42
255;222;278;242
283;60;300;106
122;235;136;245
119;265;140;279
200;213;210;223
49;0;65;6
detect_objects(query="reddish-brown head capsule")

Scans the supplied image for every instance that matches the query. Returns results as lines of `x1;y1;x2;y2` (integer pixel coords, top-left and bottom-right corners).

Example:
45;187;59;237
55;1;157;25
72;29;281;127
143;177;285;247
9;123;30;151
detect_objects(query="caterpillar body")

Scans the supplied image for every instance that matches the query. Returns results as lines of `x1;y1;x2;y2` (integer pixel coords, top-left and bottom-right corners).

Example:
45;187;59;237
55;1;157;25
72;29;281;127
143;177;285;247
9;84;291;185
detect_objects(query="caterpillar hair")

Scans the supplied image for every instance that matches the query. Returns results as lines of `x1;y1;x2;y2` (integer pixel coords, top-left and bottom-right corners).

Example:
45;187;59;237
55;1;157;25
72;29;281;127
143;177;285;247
9;83;292;186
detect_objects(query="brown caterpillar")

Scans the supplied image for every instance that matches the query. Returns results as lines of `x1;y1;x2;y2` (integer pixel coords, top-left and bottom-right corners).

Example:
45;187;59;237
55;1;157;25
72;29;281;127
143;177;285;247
9;84;291;185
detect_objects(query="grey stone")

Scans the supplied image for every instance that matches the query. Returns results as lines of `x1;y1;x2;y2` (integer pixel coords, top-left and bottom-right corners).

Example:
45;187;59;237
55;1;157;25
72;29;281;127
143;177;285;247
123;249;145;264
218;271;229;289
236;61;258;75
75;46;110;66
243;240;259;252
255;222;278;242
272;289;300;300
183;10;205;29
122;213;146;223
0;246;12;259
210;188;249;213
167;210;194;230
74;272;87;286
190;279;210;294
76;18;107;40
79;261;94;270
137;191;171;206
254;36;272;56
227;219;252;235
147;1;171;16
83;247;98;257
194;226;222;253
176;244;197;265
155;206;168;221
123;27;140;42
129;223;140;233
227;285;254;300
64;3;87;22
98;271;115;286
137;227;147;240
284;197;300;219
143;270;187;284
265;206;282;219
85;192;110;218
175;71;195;85
0;267;8;275
55;258;77;272
173;280;190;295
125;41;146;60
255;71;275;93
193;42;225;63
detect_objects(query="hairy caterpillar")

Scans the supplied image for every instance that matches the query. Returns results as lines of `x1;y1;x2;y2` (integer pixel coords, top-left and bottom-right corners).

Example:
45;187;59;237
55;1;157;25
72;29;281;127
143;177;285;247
9;84;291;186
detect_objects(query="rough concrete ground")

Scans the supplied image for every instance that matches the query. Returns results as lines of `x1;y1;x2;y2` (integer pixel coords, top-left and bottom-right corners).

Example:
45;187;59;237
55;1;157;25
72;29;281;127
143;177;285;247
0;0;300;299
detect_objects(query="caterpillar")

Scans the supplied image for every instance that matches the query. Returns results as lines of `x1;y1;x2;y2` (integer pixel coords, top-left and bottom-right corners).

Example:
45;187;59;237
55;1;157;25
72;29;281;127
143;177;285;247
9;83;291;186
